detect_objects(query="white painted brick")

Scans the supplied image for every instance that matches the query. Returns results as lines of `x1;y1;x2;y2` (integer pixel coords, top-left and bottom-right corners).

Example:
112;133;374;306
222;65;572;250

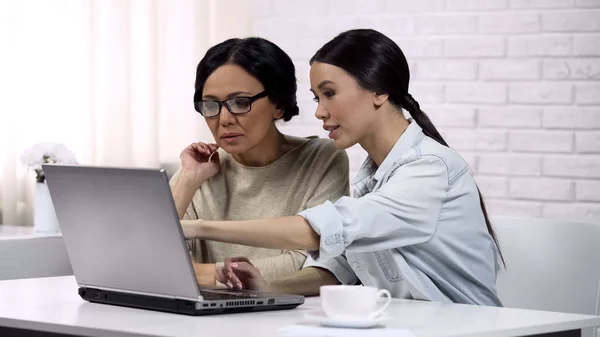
576;83;600;105
510;0;574;8
384;0;445;13
508;35;571;56
478;107;542;128
272;0;326;15
543;58;600;80
478;154;542;176
345;144;368;176
274;37;328;59
444;37;506;57
328;0;385;14
542;203;600;222
295;62;310;82
478;13;540;34
543;107;600;129
510;130;574;153
576;131;600;153
574;35;600;56
358;16;414;36
296;80;315;102
543;155;600;178
395;38;443;58
543;10;600;32
408;83;445;103
249;0;272;17
421;106;476;127
278;122;325;138
446;83;507;104
413;60;477;80
253;17;359;38
442;129;507;151
480;60;540;80
510;178;574;200
296;100;319;123
447;0;508;10
576;180;600;201
576;0;600;6
486;199;543;217
475;176;509;198
414;14;478;35
509;83;573;104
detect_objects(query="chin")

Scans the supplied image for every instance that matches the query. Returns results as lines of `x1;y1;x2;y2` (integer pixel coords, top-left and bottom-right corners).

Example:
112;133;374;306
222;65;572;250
218;142;248;154
332;137;354;150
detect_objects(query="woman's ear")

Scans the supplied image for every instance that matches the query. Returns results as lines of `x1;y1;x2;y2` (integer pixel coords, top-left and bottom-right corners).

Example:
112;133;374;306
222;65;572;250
373;92;390;107
273;104;284;120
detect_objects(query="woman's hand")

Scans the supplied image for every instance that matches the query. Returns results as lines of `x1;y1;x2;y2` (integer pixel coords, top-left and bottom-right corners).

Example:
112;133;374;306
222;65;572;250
216;257;267;291
179;142;220;188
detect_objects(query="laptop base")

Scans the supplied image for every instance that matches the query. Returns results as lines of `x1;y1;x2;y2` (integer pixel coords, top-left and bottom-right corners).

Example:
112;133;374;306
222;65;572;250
79;287;301;316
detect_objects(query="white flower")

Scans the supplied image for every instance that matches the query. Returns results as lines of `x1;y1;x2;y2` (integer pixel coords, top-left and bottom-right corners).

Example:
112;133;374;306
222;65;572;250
21;143;78;182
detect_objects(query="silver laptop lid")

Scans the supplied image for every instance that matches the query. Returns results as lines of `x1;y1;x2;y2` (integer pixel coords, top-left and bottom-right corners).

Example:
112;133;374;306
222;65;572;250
44;165;201;300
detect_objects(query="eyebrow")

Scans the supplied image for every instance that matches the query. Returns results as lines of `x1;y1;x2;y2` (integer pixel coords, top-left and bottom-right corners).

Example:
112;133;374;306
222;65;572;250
203;91;253;100
317;80;334;89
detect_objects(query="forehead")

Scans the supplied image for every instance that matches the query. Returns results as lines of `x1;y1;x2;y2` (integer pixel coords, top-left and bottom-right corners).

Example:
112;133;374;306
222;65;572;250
309;62;354;88
203;64;263;97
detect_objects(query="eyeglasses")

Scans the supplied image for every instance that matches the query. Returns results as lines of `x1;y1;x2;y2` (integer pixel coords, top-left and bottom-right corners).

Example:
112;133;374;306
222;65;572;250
194;91;268;118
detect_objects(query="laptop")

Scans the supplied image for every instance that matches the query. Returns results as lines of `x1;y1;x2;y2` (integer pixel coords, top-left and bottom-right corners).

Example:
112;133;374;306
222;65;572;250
43;164;304;315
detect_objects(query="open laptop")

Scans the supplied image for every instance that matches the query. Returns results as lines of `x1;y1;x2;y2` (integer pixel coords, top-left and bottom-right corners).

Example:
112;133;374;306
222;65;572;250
43;164;304;315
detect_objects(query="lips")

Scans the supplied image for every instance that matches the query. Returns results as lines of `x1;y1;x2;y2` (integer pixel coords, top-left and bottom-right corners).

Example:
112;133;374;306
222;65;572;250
220;132;243;143
220;132;243;139
323;125;340;140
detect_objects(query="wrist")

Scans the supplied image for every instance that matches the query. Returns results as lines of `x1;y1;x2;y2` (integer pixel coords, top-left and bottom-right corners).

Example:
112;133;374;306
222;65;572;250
178;169;207;188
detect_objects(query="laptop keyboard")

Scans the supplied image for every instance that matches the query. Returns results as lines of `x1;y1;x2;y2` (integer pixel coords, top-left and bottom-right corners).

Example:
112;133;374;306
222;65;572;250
199;289;260;301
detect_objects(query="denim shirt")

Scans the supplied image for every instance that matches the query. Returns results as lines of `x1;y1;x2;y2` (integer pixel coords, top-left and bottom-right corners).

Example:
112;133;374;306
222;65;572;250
299;121;503;306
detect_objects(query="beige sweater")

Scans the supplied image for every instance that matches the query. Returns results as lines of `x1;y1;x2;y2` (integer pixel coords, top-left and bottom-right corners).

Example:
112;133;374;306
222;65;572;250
170;135;350;280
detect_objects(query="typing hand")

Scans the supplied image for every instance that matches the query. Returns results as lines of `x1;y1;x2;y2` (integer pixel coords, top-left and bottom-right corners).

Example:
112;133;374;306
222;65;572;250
216;257;266;291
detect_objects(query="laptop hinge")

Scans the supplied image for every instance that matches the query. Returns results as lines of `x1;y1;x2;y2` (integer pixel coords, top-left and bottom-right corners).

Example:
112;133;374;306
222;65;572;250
79;284;203;302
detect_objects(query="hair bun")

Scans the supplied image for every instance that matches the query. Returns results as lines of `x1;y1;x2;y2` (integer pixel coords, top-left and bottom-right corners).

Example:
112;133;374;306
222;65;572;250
282;105;300;122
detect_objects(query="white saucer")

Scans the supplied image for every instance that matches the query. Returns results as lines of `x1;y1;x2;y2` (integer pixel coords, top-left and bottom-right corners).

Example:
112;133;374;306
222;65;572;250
304;310;392;329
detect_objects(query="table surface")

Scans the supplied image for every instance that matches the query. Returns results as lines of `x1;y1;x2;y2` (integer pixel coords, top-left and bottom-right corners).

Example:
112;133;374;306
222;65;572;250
0;276;599;337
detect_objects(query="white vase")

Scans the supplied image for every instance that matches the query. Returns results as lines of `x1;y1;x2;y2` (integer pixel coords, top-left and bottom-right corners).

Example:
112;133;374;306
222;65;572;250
34;182;61;233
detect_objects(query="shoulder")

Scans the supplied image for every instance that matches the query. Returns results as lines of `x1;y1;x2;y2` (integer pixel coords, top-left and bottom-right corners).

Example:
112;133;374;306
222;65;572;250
293;136;348;161
406;136;469;183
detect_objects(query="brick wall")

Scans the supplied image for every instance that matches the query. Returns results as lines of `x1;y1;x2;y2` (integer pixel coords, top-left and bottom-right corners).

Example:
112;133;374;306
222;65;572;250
249;0;600;222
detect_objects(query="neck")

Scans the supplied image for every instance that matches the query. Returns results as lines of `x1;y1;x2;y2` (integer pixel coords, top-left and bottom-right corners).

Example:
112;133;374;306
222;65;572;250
232;125;285;167
359;110;409;167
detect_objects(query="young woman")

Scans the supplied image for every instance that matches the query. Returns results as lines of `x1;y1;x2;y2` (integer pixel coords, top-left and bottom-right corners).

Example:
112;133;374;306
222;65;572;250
181;29;503;306
170;37;350;286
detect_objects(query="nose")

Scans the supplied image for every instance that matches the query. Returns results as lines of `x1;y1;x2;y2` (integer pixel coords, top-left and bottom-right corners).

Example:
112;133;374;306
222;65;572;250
314;104;328;121
219;104;236;126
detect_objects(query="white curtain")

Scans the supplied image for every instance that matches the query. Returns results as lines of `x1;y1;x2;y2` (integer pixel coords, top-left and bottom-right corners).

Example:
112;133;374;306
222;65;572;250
0;0;251;226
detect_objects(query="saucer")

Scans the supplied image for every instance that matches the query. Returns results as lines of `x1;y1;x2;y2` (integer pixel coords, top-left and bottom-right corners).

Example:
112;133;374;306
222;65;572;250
304;310;392;329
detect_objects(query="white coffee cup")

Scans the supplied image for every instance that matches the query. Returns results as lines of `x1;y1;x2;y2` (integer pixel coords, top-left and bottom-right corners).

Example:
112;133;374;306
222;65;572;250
320;285;392;320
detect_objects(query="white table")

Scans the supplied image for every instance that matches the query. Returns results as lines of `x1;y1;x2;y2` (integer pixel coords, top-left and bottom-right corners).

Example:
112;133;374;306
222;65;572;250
0;225;72;280
0;277;599;337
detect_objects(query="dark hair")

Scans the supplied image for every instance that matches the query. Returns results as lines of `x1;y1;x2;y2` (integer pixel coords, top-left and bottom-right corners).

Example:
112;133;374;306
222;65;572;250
194;37;299;122
310;29;504;266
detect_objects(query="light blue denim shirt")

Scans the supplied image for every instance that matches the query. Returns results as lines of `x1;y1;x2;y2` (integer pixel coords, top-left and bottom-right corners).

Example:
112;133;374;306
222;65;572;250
299;121;502;306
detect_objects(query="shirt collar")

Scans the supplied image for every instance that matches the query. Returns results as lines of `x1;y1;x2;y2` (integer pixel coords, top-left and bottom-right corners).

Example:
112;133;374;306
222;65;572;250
356;120;424;183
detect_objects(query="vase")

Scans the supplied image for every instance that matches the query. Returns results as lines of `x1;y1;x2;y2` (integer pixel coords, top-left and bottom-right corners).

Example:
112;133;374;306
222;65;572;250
34;182;61;233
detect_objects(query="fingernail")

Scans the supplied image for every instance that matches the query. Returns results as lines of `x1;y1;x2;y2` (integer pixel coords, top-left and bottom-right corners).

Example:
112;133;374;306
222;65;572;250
230;263;239;267
227;282;233;288
237;283;243;289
